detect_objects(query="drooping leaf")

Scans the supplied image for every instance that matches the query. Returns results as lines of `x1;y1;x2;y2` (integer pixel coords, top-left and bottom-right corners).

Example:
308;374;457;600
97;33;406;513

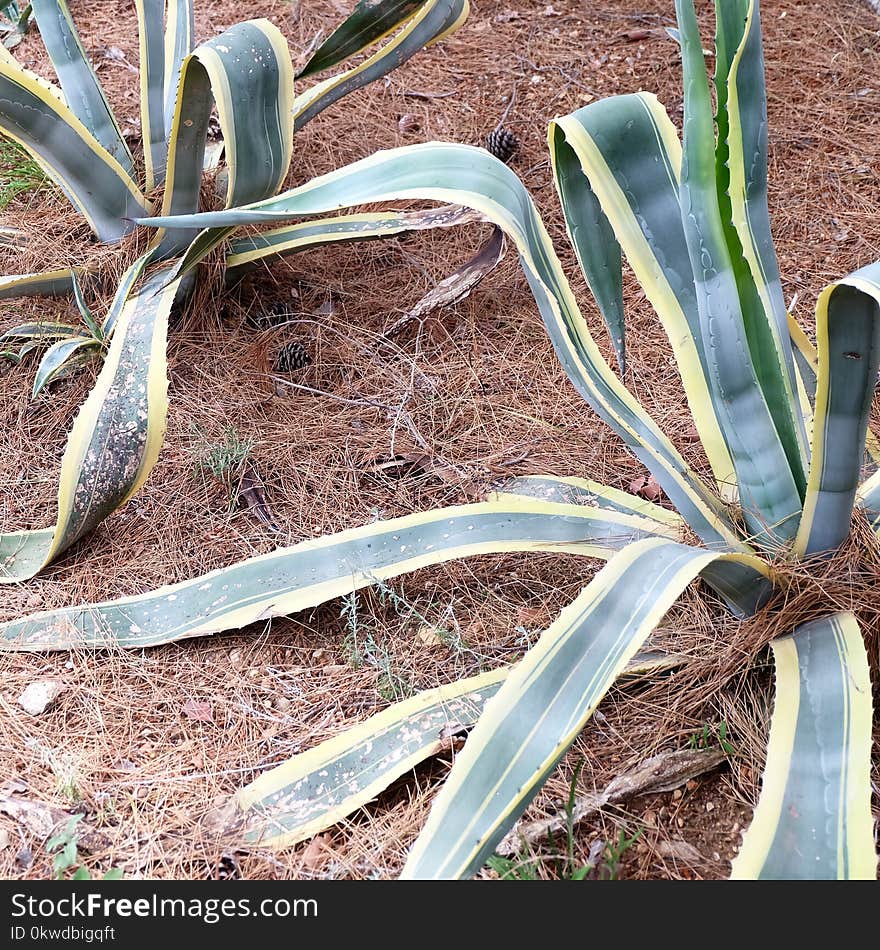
207;668;509;850
31;335;99;396
0;497;682;647
0;269;81;300
731;612;876;880
794;264;880;555
30;0;134;175
400;537;770;879
224;204;485;278
135;142;746;551
154;18;294;259
206;644;676;851
0;59;149;241
489;473;683;526
0;260;181;582
292;0;468;130
297;0;424;79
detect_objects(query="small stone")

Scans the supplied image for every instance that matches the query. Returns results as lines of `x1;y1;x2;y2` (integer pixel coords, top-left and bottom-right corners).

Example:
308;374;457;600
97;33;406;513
18;679;65;716
672;788;683;800
705;801;715;812
416;624;445;647
0;828;9;850
229;649;244;665
398;113;420;135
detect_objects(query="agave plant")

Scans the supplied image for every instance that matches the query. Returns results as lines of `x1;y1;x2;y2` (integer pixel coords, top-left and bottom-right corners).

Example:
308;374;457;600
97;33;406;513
2;0;879;879
0;0;471;580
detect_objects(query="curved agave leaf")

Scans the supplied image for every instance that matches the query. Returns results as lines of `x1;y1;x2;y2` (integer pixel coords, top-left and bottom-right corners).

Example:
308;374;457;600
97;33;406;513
549;119;624;373
795;264;880;555
208;644;678;851
731;612;875;879
163;0;194;138
31;335;99;396
30;0;134;175
550;97;736;497
70;270;101;340
297;0;424;78
292;0;468;130
0;320;84;344
134;0;167;189
715;0;807;469
0;59;149;241
674;0;802;544
0;269;80;299
225;204;485;277
489;473;683;526
400;537;771;879
154;18;294;259
209;668;509;850
99;255;148;337
0;498;681;649
135;142;746;552
0;260;180;582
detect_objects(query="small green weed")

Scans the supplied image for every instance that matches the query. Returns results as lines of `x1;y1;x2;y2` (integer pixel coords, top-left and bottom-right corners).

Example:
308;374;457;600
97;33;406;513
190;426;254;508
46;815;123;881
486;854;540;880
599;826;643;880
340;591;413;702
688;720;735;755
0;137;45;210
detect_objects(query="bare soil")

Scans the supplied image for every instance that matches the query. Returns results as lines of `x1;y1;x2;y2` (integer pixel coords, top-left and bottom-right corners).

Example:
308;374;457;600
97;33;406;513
1;0;879;880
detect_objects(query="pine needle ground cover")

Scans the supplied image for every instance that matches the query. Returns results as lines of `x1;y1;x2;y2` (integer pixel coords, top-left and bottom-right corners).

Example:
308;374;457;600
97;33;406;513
0;0;879;880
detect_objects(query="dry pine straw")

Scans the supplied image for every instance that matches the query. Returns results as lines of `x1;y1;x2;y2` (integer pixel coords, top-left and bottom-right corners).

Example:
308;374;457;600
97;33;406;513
0;0;878;880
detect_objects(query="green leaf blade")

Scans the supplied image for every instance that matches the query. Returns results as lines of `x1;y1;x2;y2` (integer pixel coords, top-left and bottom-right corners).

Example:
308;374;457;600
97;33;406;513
155;18;294;260
0;499;679;646
292;0;467;131
400;538;770;879
31;335;99;396
135;141;746;552
134;0;167;189
0;259;180;581
297;0;424;79
795;264;880;555
731;612;876;879
0;61;148;242
675;0;802;544
30;0;134;175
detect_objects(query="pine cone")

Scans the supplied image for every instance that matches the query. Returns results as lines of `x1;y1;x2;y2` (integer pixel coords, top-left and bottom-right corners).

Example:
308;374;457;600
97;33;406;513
485;127;518;164
275;340;312;372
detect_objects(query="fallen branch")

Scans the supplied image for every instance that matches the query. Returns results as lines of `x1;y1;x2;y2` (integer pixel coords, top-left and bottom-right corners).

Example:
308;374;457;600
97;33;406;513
495;747;726;856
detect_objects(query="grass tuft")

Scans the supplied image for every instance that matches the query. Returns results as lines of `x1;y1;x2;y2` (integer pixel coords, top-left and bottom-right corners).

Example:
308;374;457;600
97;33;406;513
0;137;46;210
